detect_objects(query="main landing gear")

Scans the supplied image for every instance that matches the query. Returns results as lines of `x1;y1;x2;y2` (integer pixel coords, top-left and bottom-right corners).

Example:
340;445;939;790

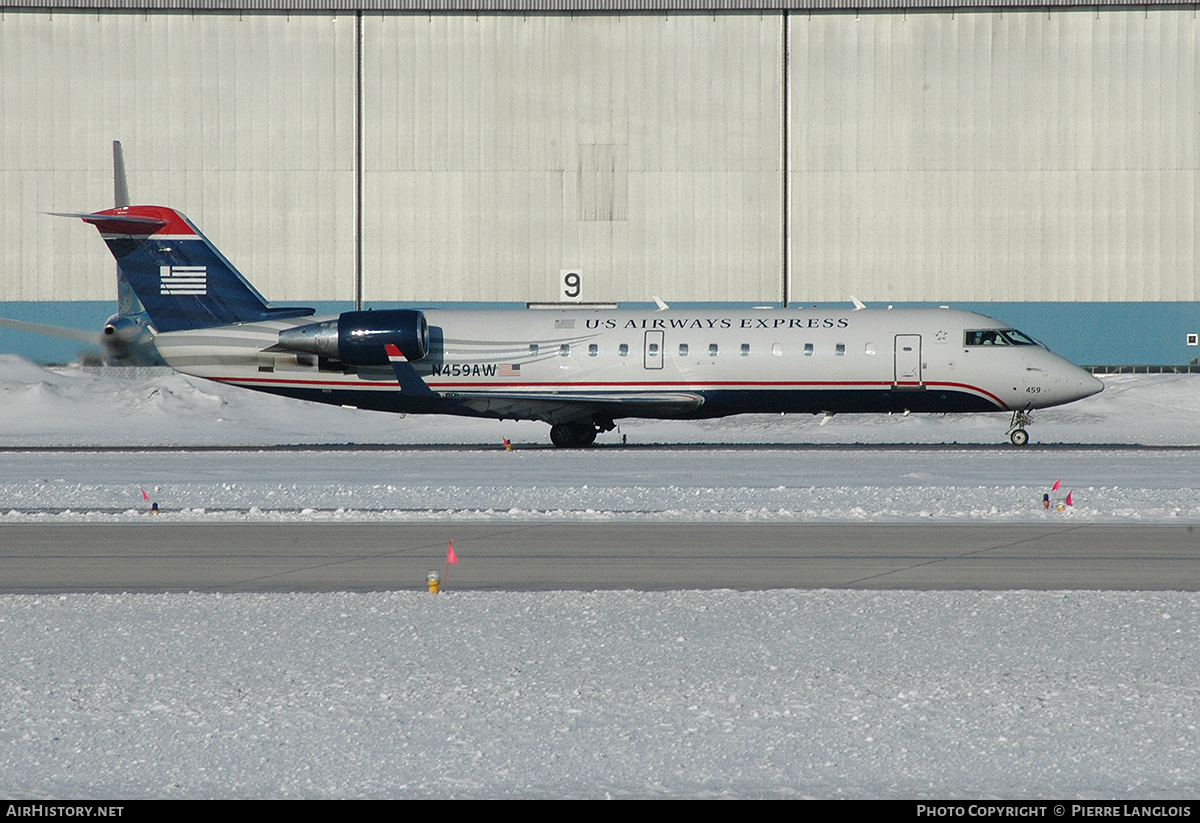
1007;407;1033;446
549;423;598;448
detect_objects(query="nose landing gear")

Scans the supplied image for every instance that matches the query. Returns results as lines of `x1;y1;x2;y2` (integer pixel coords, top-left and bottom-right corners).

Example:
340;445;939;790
1007;407;1033;446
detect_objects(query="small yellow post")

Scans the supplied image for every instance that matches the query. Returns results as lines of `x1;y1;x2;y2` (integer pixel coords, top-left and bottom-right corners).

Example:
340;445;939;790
426;571;441;593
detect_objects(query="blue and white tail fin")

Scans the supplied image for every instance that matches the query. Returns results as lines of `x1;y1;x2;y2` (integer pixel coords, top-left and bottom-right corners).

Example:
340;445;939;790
71;206;314;333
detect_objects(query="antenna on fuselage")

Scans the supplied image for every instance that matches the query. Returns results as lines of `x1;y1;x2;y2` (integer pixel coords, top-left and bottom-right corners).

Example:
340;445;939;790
653;296;670;311
850;295;866;310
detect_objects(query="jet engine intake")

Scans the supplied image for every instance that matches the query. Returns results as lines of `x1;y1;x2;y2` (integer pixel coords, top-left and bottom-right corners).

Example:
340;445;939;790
277;309;429;365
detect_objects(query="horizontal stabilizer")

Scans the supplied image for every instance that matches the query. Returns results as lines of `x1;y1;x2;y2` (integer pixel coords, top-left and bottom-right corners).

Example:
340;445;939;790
49;211;168;233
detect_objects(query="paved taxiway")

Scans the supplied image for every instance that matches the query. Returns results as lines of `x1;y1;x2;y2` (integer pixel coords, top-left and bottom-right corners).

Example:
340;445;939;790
1;522;1197;593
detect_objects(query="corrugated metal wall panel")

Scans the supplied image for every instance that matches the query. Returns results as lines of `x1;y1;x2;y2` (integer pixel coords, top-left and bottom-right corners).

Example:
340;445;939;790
788;10;1199;303
0;12;356;302
4;8;1197;308
1;0;1187;10
363;13;783;303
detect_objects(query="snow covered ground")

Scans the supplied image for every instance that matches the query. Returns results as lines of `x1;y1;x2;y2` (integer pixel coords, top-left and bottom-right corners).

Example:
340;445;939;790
1;356;1199;798
3;589;1198;799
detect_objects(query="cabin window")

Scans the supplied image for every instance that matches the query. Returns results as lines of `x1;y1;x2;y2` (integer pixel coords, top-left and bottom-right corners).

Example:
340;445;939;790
648;342;659;357
529;344;539;356
679;343;689;356
771;343;782;357
708;344;718;357
835;343;845;356
740;344;750;357
865;342;876;356
560;344;570;357
804;343;813;357
588;344;598;357
619;344;629;357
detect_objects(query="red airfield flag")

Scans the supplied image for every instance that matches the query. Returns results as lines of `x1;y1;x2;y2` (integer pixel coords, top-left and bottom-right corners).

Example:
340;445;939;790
446;540;459;565
1052;478;1061;491
141;487;149;501
1065;490;1073;507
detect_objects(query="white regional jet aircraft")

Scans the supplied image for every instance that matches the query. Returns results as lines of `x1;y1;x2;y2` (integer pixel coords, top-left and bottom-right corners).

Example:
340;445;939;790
65;203;1103;447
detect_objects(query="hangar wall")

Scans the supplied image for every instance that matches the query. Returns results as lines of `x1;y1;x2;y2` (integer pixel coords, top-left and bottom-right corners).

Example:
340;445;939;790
1;10;784;305
789;10;1199;304
0;12;357;303
1;6;1198;353
364;14;783;303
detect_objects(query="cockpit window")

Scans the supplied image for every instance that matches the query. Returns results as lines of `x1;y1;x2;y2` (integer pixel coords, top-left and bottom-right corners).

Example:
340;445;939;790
964;329;1038;347
1003;329;1038;345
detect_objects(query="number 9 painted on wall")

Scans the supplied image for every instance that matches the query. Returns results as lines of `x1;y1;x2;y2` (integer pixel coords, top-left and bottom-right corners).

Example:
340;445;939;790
560;270;583;302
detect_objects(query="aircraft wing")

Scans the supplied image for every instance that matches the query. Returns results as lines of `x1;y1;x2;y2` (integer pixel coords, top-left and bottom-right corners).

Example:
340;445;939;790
385;348;704;424
443;391;705;425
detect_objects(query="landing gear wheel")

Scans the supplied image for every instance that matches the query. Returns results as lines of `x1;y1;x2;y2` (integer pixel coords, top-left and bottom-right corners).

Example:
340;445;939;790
549;423;598;448
1007;407;1033;447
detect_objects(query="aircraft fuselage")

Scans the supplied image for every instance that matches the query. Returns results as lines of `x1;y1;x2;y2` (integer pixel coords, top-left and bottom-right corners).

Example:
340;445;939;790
152;305;1101;424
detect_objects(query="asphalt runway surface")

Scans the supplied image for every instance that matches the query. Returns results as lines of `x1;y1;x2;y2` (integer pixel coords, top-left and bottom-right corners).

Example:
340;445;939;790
1;522;1197;593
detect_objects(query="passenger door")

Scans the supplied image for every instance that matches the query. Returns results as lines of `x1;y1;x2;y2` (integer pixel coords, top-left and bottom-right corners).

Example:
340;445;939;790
893;334;923;388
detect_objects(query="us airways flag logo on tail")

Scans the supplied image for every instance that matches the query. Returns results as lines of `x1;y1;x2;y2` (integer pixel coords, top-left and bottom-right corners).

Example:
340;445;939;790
159;265;207;295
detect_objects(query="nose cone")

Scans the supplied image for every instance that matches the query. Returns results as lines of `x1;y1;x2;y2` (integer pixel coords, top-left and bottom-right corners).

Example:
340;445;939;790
1055;368;1104;405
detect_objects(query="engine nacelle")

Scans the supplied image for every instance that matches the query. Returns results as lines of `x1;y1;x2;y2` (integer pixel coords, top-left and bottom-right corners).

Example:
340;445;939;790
277;309;429;365
102;312;153;360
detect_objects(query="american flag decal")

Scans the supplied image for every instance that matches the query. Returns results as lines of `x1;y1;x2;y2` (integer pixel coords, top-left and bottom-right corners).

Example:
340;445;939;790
554;319;576;329
498;363;521;377
159;265;207;295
